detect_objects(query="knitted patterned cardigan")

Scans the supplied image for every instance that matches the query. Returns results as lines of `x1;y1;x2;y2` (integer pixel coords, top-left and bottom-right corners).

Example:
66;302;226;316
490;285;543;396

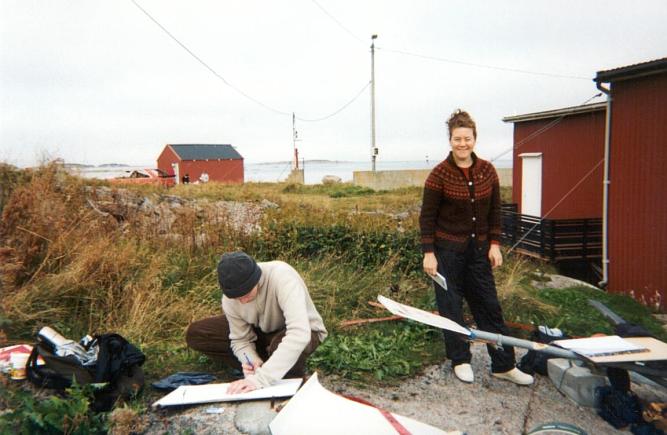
419;152;501;253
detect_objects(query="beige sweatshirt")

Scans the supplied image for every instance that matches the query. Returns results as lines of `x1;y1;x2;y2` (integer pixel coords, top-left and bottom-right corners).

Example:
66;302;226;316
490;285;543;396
221;261;328;388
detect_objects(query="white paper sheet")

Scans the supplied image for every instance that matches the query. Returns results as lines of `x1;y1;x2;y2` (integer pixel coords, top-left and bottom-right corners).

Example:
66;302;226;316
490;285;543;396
431;272;448;290
269;373;460;435
151;378;303;408
553;335;648;357
377;295;471;336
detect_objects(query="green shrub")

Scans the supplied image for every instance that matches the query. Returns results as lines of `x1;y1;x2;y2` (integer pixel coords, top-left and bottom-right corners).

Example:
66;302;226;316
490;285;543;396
308;324;443;381
251;223;422;273
282;182;375;197
0;382;107;434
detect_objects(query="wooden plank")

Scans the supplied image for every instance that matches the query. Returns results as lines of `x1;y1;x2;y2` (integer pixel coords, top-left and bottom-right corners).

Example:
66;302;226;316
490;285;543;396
585;337;667;364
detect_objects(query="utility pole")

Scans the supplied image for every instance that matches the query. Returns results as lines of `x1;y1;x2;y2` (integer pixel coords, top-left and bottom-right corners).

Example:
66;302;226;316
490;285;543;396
370;34;378;171
292;112;299;170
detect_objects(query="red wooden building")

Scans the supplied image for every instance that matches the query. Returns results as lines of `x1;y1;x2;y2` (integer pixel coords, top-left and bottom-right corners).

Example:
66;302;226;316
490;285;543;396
500;104;606;278
595;58;667;311
501;57;667;310
503;103;606;219
157;144;244;184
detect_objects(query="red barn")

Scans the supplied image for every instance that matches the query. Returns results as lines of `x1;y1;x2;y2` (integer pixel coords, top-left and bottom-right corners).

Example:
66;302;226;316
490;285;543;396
157;144;244;184
503;103;606;219
595;58;667;311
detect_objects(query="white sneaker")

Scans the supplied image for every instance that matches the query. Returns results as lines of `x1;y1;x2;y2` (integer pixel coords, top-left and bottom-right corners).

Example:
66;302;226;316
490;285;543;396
453;363;474;383
492;367;534;385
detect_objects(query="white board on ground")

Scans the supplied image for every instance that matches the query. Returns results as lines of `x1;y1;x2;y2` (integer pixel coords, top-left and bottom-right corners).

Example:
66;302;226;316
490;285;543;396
377;295;471;336
269;373;460;435
553;335;647;358
583;337;667;363
151;378;303;408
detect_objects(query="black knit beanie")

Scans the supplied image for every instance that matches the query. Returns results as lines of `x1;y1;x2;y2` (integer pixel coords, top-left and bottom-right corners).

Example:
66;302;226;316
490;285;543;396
217;252;262;298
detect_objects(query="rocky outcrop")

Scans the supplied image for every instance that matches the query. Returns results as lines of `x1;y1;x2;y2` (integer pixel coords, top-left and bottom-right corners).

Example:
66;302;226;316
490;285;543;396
321;175;342;185
84;186;279;244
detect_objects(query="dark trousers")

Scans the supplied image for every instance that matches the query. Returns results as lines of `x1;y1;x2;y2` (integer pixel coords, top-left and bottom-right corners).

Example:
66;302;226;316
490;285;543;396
185;314;321;378
434;241;515;373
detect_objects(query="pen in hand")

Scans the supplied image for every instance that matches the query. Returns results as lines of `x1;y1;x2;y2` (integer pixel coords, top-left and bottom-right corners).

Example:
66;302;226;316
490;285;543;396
243;353;254;369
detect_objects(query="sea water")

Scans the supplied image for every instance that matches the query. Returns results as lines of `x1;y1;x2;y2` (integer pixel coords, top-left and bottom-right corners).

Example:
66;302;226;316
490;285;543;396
75;159;511;185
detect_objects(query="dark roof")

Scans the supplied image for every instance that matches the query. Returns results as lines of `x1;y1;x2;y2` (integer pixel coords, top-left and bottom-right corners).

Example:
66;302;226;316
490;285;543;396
168;144;243;160
503;102;606;123
595;57;667;83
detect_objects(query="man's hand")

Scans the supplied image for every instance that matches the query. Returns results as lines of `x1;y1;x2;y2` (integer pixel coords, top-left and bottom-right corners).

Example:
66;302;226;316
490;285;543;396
227;378;258;395
242;359;263;377
423;252;438;276
488;244;503;268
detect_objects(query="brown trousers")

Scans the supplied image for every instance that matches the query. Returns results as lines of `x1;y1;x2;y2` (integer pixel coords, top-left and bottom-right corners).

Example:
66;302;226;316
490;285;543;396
185;314;321;378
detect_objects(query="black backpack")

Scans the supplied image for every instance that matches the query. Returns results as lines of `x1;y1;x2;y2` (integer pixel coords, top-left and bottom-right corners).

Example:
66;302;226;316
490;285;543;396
518;326;569;376
27;333;145;412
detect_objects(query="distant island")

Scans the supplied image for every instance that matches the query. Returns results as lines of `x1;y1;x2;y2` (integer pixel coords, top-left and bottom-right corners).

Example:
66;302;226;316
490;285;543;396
62;163;95;169
62;162;143;169
97;163;131;168
252;159;355;165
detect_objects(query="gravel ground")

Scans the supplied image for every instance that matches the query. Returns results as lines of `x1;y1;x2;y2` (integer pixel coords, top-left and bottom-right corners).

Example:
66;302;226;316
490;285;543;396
146;343;667;434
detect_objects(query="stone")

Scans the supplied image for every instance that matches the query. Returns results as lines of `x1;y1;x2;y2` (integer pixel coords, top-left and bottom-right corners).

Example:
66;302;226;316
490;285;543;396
652;314;667;323
321;175;342;184
260;199;279;209
234;401;277;435
532;273;600;290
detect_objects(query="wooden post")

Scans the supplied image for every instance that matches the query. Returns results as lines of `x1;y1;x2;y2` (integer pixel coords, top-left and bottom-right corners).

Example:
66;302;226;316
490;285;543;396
539;218;546;260
582;219;589;260
549;220;557;262
512;211;518;246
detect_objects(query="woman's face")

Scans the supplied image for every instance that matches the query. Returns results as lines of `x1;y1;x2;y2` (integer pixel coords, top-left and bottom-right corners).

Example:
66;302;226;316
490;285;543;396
449;127;476;162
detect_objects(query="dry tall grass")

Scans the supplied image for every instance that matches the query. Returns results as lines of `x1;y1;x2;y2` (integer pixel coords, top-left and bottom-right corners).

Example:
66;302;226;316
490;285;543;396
295;254;430;329
495;250;558;321
0;166;225;344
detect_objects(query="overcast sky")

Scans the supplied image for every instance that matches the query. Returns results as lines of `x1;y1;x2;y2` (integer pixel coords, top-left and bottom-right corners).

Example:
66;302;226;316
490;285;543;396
1;0;666;167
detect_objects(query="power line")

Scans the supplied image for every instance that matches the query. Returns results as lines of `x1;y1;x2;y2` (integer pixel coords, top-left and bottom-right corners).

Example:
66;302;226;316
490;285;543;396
308;0;606;257
309;0;590;81
130;0;367;123
492;93;605;254
297;81;371;122
377;47;591;81
310;0;364;44
507;158;605;254
490;92;603;163
130;0;291;117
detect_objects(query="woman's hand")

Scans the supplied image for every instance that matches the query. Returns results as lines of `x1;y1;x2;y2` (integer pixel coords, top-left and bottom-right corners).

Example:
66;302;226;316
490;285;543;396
488;244;503;268
423;252;438;276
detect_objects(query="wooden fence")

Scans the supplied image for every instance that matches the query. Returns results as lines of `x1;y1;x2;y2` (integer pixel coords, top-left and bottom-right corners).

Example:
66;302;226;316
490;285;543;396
501;204;602;261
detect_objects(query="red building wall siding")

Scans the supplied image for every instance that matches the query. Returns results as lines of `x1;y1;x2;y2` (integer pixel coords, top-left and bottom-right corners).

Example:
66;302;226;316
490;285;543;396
608;73;667;310
179;159;244;184
157;146;180;176
157;146;244;184
511;110;606;219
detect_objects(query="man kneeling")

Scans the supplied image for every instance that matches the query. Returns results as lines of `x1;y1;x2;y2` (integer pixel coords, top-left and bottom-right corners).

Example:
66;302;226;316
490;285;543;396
186;252;328;394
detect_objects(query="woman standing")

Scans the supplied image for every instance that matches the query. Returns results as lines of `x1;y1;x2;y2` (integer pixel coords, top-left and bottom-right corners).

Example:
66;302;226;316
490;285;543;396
419;109;533;385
